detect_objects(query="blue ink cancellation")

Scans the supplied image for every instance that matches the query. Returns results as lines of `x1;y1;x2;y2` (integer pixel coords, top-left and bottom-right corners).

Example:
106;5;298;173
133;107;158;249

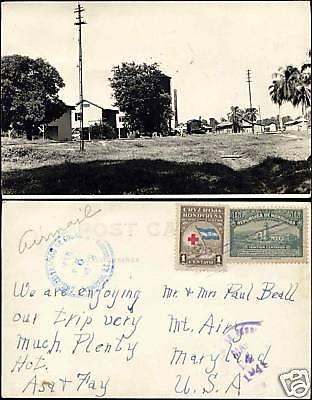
46;233;114;297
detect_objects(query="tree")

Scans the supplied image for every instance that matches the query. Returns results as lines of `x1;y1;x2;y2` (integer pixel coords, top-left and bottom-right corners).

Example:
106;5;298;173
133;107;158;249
269;65;300;130
242;108;258;133
109;62;173;134
292;84;311;117
1;55;66;139
282;115;292;125
89;121;118;140
268;55;312;130
261;117;278;129
227;106;244;133
300;49;311;84
292;51;311;121
273;65;300;100
269;79;283;129
244;108;257;121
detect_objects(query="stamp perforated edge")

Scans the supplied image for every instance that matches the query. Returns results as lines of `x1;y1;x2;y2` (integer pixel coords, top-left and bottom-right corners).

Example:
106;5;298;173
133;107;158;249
227;203;310;264
175;203;227;272
175;202;310;269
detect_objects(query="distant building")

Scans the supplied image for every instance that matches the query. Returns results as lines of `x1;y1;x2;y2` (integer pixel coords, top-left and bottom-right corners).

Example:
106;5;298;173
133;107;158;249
75;99;120;138
187;119;210;134
209;118;219;132
116;111;128;138
160;73;171;97
201;123;213;132
45;105;75;141
241;121;253;133
216;121;232;133
102;109;119;130
284;117;308;131
216;120;265;134
74;99;119;128
263;122;278;133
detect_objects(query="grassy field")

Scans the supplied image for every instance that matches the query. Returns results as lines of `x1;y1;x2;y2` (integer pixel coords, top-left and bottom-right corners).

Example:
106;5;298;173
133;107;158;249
2;130;311;194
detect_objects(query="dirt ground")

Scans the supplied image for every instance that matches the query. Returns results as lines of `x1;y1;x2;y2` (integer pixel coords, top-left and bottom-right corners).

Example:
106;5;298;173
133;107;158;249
2;130;311;194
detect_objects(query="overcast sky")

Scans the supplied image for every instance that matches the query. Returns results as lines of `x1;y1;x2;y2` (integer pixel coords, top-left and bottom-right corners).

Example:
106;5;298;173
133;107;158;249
2;1;311;121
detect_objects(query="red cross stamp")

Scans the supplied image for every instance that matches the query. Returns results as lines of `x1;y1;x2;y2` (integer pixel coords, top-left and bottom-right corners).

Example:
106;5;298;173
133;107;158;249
187;233;199;245
177;205;225;268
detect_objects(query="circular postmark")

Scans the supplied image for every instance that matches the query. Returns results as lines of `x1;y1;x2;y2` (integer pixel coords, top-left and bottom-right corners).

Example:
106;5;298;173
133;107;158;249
46;233;114;297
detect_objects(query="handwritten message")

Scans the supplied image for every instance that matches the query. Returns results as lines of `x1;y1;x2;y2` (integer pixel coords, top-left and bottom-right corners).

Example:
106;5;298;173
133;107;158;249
7;278;300;397
10;282;142;397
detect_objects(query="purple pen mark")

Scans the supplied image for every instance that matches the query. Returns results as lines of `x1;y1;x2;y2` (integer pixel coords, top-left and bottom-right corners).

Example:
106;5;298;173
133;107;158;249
224;321;262;336
223;319;270;385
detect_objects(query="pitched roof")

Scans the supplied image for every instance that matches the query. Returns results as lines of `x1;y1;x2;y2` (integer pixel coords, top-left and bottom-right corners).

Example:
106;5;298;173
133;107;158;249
284;118;308;126
76;99;118;111
217;121;232;128
76;99;104;109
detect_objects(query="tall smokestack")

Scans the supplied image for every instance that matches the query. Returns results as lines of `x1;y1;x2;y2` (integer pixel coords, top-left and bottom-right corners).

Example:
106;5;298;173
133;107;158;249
174;89;178;128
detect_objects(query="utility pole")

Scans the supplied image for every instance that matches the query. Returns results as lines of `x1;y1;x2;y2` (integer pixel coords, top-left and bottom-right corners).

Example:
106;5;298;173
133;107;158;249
246;69;254;134
74;2;86;151
258;105;263;133
174;89;178;128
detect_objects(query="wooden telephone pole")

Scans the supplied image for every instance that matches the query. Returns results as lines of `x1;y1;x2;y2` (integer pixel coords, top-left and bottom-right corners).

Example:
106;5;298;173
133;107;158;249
74;2;86;151
246;69;254;134
174;89;178;128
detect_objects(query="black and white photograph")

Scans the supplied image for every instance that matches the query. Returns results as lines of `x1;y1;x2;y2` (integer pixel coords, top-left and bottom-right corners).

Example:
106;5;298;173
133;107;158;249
1;1;311;195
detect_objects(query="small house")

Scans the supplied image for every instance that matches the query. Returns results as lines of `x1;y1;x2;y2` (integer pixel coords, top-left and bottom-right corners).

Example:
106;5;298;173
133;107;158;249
284;118;308;131
74;99;120;138
216;121;232;133
241;121;253;133
263;122;278;133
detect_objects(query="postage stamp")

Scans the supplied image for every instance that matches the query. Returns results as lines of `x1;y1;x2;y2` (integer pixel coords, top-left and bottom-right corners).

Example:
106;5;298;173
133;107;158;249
177;205;225;268
46;233;114;297
229;208;306;261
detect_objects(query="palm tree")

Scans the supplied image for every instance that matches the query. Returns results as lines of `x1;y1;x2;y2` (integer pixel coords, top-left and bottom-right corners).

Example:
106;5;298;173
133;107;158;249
273;65;300;100
242;108;258;133
292;84;311;119
269;79;283;130
244;107;258;121
301;49;311;80
269;66;299;130
292;51;311;124
227;106;244;133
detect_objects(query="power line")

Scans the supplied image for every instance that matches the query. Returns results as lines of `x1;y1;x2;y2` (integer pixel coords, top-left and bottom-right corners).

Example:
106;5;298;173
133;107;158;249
74;2;87;151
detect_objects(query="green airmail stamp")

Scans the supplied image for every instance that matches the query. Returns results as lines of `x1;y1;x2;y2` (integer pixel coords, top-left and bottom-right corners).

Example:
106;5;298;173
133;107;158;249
230;209;304;258
178;205;224;267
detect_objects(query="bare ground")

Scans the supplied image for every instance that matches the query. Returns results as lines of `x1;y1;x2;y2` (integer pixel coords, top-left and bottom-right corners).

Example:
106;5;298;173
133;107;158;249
2;130;311;194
